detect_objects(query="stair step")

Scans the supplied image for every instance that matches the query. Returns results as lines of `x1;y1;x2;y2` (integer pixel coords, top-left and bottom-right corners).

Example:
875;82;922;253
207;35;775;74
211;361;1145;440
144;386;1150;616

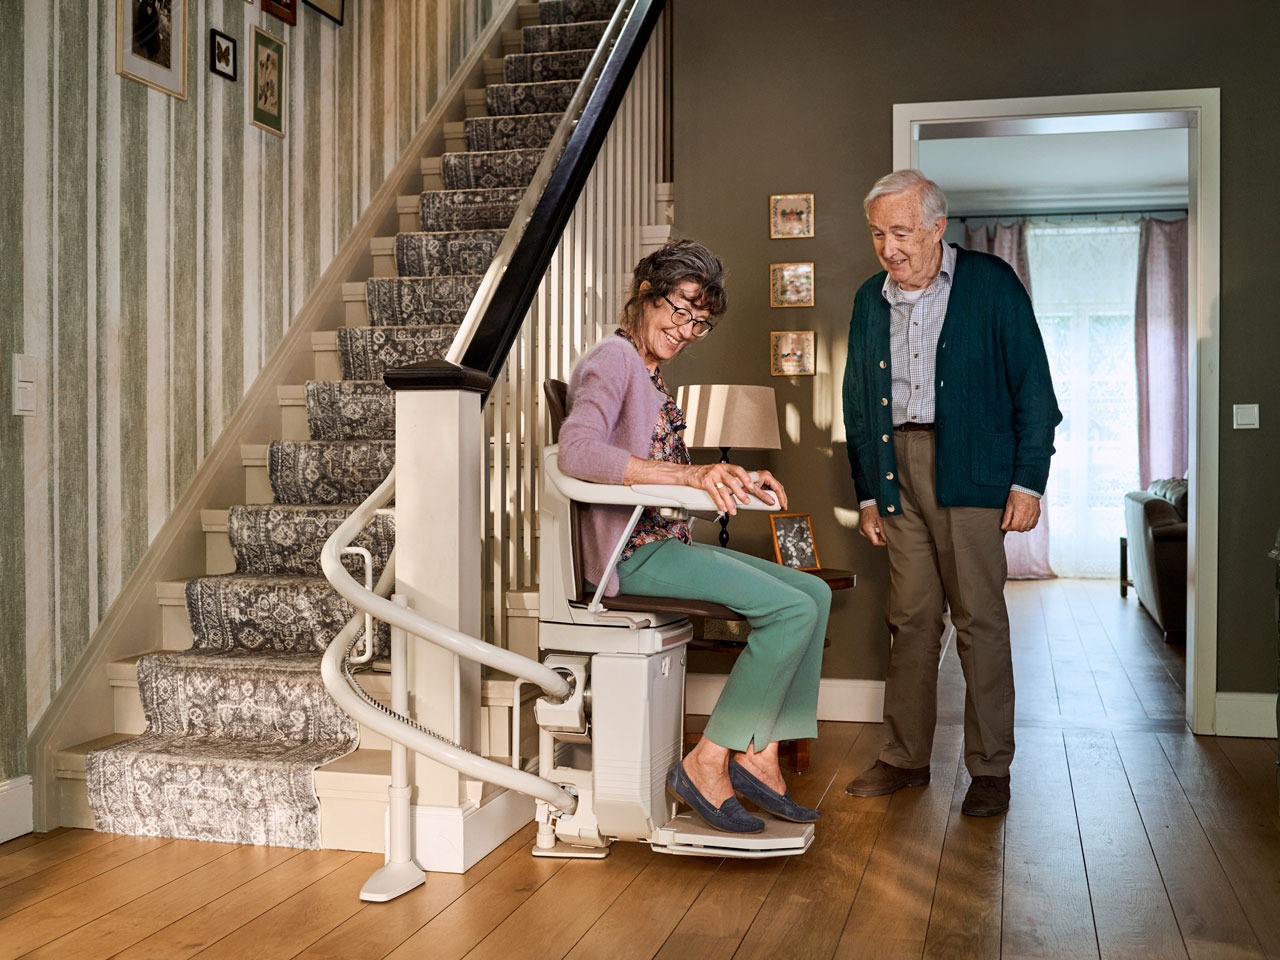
485;79;578;117
310;330;342;381
337;323;462;379
537;0;617;25
200;508;235;575
418;186;526;233
500;48;594;84
463;112;563;152
157;579;195;649
305;380;396;442
185;574;390;655
393;229;505;278
226;502;395;578
364;275;482;329
276;384;310;441
464;88;488;119
268;438;395;506
441;147;545;191
520;20;608;54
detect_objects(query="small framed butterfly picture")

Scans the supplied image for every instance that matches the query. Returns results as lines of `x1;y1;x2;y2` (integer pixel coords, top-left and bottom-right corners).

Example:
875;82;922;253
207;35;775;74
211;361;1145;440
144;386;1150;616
210;29;237;82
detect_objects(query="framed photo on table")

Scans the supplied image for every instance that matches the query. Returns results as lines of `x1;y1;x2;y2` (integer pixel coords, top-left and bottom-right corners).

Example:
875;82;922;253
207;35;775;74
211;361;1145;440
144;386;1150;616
769;193;814;238
771;513;821;571
116;0;188;100
250;27;286;137
769;262;814;308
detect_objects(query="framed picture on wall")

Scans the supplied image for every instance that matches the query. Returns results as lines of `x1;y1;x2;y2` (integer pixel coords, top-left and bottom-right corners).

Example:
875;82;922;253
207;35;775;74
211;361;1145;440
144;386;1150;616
770;514;821;571
250;27;286;137
116;0;188;100
304;0;345;24
769;262;814;308
210;29;236;81
769;193;814;238
769;330;815;377
262;0;297;26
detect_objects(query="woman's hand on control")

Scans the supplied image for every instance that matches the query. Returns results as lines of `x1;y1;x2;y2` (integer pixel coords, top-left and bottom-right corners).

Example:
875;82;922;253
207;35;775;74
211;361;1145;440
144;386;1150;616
687;463;787;515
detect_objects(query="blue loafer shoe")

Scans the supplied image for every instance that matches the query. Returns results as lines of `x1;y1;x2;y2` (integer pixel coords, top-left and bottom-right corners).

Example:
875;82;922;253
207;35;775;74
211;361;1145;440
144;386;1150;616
666;763;765;833
729;759;821;823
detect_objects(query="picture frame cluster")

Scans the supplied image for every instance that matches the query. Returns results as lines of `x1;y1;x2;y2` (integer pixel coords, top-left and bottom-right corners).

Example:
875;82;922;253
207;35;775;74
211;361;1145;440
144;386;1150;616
116;0;346;137
768;192;817;375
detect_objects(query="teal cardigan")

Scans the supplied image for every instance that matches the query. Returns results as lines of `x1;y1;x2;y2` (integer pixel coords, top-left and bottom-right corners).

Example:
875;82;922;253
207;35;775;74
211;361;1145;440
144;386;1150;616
842;245;1062;514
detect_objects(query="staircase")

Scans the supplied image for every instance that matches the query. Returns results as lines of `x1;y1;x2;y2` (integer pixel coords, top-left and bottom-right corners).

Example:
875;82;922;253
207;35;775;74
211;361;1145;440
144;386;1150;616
57;0;623;853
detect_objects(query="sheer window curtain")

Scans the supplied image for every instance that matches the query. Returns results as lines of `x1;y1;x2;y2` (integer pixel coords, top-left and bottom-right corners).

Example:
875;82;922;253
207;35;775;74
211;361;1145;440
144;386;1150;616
1135;218;1189;486
964;221;1056;580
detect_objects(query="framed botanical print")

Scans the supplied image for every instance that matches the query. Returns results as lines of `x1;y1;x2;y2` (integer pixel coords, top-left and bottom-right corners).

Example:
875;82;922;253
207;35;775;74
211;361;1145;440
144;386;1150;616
769;262;814;308
769;193;815;238
770;330;816;377
117;0;188;100
250;27;286;137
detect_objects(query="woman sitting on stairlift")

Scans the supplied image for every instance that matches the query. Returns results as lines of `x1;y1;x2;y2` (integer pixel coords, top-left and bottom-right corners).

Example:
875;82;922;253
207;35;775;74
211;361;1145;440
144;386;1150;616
557;239;830;833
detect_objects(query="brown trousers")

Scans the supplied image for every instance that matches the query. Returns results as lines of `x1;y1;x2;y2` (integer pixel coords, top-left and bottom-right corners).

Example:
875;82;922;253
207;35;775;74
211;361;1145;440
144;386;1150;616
879;431;1014;777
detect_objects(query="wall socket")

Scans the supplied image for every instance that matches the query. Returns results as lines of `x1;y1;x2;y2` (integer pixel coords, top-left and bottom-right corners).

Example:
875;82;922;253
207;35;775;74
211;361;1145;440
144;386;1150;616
12;354;36;417
1232;403;1260;430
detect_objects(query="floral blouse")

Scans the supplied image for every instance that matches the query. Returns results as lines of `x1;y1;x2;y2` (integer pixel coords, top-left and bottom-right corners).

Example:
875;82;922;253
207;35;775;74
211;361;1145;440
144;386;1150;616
617;331;692;562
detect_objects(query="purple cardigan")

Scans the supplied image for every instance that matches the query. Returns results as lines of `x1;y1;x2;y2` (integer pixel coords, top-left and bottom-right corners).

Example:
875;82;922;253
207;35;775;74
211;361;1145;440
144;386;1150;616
558;335;667;596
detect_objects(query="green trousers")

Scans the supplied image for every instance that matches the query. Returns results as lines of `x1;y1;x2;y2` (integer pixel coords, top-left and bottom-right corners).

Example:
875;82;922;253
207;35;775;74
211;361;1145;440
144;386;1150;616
616;539;830;751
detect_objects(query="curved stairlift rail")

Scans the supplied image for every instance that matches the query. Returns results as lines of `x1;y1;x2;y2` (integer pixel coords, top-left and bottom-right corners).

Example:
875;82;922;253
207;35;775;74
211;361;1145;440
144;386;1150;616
320;467;577;812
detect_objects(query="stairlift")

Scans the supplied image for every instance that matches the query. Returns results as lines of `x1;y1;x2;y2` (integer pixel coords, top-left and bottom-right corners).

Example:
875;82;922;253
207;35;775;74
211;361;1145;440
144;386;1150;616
529;445;814;859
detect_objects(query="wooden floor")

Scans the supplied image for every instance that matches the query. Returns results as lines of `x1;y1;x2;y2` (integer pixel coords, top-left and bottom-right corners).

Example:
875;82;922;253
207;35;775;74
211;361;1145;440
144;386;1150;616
3;579;1278;959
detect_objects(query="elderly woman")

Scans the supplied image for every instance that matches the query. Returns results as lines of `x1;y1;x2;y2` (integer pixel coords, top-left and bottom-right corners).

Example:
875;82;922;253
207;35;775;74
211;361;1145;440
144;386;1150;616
557;240;829;833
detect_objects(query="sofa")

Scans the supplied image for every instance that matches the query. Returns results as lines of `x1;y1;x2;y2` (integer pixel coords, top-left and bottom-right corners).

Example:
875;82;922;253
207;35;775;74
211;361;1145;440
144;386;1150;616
1123;478;1188;640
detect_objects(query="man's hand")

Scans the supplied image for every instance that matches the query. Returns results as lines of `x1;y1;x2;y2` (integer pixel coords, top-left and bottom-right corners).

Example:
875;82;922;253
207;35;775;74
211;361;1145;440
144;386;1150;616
859;503;887;548
1002;490;1041;532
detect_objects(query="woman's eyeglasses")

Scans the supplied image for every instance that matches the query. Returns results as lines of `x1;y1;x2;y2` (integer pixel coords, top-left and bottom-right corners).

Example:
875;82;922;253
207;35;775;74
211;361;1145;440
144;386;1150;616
661;294;715;338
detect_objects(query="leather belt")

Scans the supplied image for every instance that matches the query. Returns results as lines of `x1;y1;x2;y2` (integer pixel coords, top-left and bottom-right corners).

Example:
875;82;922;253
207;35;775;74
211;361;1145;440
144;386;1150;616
895;422;934;432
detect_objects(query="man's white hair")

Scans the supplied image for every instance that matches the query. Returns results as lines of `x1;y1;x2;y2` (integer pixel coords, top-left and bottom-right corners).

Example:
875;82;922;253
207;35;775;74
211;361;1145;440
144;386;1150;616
864;169;949;225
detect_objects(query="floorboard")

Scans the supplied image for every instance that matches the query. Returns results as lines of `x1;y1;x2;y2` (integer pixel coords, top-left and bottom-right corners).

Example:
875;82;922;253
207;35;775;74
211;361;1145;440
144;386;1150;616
3;579;1277;959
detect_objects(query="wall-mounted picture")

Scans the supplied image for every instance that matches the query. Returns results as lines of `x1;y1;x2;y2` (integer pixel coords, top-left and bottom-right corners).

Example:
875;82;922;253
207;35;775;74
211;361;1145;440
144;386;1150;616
770;330;816;377
250;27;286;137
116;0;188;100
770;262;814;308
771;514;821;571
304;0;345;24
262;0;297;25
770;193;814;238
210;29;236;81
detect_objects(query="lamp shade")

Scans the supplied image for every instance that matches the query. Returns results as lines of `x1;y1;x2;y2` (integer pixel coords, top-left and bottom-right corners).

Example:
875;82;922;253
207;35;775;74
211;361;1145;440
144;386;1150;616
677;384;781;450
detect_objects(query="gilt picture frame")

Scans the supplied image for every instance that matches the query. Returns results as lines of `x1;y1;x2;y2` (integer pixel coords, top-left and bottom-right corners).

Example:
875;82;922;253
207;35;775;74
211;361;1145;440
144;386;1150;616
250;27;286;137
769;262;814;308
771;513;821;572
769;193;815;239
769;330;816;377
117;0;188;100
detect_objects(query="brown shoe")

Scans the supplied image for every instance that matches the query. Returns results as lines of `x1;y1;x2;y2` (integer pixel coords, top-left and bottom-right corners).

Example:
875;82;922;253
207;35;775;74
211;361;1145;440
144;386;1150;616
845;759;931;797
962;775;1010;816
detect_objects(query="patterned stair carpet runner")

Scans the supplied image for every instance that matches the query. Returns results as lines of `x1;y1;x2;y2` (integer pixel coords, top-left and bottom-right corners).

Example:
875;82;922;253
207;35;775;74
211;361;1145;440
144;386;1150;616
84;0;618;848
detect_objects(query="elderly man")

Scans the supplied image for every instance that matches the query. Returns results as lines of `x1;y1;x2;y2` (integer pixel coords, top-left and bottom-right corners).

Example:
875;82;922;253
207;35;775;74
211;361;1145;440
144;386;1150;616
841;170;1061;816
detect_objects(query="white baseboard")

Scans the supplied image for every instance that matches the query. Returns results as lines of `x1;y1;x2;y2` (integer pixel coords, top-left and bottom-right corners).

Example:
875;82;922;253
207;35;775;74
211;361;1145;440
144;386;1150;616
408;786;534;873
687;674;885;724
0;777;34;843
1214;693;1278;738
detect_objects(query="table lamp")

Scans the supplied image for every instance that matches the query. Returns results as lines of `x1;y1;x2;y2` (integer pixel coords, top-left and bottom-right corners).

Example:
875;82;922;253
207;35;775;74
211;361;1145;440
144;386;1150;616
677;383;782;547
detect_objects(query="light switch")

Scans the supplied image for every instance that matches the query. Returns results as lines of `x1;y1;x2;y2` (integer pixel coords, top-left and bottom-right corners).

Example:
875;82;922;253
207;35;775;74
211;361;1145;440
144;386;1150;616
12;354;36;417
1232;403;1259;429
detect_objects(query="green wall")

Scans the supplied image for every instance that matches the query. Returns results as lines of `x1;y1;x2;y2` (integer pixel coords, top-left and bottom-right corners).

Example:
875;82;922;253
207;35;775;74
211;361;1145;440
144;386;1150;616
672;0;1280;692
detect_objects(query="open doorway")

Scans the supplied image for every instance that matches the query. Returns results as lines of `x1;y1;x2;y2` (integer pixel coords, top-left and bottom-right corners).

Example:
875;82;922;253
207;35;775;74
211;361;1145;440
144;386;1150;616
892;90;1221;735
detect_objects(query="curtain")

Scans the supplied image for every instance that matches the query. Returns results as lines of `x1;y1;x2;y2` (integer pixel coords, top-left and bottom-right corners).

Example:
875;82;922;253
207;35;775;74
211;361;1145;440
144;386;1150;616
965;221;1056;580
1025;221;1141;578
1135;218;1189;486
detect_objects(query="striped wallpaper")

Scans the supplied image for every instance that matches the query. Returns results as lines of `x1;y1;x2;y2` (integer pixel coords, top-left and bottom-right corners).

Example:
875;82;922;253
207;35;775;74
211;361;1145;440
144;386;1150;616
0;0;498;783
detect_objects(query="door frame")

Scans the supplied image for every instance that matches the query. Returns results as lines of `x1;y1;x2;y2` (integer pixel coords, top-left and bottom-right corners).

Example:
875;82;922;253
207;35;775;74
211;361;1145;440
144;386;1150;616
893;89;1221;734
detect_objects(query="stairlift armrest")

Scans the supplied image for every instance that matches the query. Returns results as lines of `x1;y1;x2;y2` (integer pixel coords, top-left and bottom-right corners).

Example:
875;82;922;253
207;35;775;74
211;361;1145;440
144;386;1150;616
545;449;780;514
